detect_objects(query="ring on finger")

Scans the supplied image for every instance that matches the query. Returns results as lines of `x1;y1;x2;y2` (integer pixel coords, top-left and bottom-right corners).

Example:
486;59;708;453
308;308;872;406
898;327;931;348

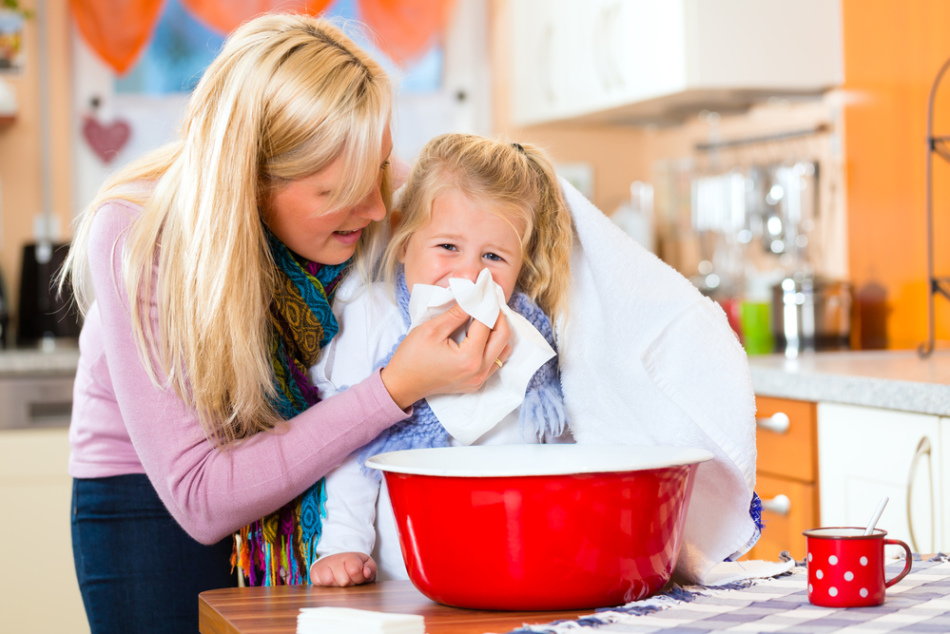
494;358;504;369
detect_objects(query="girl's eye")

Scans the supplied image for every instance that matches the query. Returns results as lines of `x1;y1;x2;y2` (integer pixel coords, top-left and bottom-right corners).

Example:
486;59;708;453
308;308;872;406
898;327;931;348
438;244;457;252
380;160;391;171
483;253;504;262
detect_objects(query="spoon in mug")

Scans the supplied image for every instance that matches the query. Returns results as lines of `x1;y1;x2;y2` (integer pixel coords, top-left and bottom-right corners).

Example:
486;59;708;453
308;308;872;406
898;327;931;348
864;496;889;535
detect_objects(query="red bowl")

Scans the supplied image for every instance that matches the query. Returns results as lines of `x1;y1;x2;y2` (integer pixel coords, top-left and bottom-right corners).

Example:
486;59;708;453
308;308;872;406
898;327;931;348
365;444;712;611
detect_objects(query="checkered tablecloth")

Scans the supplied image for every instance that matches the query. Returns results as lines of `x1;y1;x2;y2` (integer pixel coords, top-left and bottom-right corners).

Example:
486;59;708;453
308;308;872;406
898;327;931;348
505;557;950;633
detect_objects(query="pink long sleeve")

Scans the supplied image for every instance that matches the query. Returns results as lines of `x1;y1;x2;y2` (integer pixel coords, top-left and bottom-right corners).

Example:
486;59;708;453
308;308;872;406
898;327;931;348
68;200;409;544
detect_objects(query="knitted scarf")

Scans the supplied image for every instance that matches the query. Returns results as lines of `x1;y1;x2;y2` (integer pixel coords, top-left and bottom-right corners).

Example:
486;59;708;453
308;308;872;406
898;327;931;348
356;269;568;475
231;229;350;586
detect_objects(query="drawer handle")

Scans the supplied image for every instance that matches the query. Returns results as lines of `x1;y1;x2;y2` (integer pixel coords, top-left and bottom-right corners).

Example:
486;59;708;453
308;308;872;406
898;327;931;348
761;494;791;516
756;412;790;434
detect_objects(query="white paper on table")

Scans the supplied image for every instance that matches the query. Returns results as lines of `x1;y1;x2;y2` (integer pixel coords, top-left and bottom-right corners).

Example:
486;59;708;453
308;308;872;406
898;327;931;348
407;268;556;445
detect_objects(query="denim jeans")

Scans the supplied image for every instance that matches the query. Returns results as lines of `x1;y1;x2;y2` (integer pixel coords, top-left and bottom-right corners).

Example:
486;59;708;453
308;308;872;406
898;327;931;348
71;474;236;633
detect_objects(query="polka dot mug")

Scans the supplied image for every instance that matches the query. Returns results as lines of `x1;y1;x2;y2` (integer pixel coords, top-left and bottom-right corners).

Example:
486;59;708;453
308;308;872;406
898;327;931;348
802;527;912;607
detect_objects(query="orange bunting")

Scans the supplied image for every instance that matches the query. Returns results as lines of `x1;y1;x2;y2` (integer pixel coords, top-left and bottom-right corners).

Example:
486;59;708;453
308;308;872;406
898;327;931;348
358;0;455;67
68;0;165;75
180;0;333;35
70;0;455;74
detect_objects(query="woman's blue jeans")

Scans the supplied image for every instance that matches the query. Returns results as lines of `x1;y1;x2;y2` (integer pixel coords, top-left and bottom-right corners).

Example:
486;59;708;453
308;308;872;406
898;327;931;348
71;474;236;633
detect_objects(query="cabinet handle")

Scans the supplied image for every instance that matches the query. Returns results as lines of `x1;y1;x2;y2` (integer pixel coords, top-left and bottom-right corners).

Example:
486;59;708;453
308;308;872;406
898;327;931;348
761;494;791;516
592;4;612;91
756;412;790;434
906;435;934;554
539;23;555;104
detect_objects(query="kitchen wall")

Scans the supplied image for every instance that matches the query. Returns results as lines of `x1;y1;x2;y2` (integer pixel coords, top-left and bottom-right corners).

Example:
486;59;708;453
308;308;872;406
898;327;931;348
0;1;73;332
841;0;950;349
490;0;950;351
1;2;948;351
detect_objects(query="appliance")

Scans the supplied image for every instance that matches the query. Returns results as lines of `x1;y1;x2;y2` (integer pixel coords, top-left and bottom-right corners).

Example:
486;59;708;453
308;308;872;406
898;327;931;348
16;242;81;348
0;263;8;348
772;273;852;356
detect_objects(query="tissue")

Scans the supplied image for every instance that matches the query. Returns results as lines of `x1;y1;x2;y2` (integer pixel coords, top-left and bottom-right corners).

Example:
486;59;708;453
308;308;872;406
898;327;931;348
407;269;556;445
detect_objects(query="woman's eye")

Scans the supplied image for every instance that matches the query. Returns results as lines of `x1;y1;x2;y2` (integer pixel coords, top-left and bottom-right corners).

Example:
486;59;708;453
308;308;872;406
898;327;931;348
438;244;457;252
380;160;391;171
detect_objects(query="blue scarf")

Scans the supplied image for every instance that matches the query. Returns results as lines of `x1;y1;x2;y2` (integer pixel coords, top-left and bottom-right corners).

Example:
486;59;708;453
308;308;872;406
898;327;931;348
357;270;568;476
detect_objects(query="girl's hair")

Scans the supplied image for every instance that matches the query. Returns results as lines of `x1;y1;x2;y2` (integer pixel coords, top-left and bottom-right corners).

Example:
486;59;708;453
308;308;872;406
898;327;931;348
60;14;392;445
384;134;574;322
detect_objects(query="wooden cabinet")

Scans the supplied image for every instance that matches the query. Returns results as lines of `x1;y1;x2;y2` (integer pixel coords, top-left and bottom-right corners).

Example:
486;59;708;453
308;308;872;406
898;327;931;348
507;0;842;127
0;429;88;633
745;395;819;561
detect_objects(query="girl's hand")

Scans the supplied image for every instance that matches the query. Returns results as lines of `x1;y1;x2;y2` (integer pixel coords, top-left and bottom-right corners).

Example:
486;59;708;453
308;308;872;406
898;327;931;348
310;552;377;587
381;304;512;410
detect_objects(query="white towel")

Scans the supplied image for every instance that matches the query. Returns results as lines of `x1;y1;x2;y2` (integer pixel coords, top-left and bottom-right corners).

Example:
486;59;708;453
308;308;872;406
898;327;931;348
556;177;758;584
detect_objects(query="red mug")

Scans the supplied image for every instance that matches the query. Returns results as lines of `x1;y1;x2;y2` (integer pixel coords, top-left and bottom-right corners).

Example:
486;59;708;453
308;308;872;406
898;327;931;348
802;527;912;607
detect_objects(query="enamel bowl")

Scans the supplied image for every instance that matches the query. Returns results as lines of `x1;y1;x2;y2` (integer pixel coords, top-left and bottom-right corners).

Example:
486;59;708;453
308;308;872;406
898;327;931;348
364;444;712;610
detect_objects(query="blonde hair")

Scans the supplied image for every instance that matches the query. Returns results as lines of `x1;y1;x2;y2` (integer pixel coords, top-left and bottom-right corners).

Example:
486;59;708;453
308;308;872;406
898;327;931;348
384;134;573;322
61;14;392;446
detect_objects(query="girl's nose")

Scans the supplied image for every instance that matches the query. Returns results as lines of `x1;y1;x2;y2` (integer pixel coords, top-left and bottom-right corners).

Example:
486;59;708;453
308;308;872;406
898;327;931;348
453;258;482;282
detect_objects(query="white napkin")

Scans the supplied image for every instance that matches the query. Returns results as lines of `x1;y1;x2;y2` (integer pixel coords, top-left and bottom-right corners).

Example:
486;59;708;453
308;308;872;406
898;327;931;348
297;607;424;634
407;268;556;445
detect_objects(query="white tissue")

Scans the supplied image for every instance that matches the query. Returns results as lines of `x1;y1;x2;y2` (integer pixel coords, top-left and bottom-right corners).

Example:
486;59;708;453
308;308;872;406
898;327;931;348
408;269;556;445
297;607;424;634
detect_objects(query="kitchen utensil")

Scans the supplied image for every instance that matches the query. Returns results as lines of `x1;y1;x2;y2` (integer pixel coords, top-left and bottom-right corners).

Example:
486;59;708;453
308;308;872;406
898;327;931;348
803;527;911;607
365;444;712;611
772;273;852;357
864;496;889;535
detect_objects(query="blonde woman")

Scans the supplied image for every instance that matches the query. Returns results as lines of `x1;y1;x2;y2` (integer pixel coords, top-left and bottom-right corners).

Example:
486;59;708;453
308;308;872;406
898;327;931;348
307;134;574;585
62;15;509;632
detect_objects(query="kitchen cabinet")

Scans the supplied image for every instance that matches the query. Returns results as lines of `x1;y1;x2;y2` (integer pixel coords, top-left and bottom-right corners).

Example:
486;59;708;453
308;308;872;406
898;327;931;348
745;396;819;561
0;428;88;633
817;403;942;557
507;0;843;127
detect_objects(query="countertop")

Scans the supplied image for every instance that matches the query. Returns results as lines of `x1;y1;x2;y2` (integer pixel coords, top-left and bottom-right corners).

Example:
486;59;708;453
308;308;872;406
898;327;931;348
749;350;950;416
2;347;948;416
0;347;81;376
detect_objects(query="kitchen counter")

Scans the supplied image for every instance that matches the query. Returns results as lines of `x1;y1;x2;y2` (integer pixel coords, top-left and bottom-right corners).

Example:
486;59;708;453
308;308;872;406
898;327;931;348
0;347;80;376
748;350;950;416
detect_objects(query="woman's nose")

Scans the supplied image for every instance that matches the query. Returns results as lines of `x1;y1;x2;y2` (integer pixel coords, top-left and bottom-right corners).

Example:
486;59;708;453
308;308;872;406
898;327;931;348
354;186;386;222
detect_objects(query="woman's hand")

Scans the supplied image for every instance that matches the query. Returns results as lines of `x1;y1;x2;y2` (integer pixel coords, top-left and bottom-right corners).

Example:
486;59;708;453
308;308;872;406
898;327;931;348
381;304;512;410
310;552;377;587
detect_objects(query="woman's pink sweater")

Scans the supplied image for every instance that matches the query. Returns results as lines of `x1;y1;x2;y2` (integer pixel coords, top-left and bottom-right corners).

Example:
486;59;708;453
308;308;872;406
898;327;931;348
68;201;408;544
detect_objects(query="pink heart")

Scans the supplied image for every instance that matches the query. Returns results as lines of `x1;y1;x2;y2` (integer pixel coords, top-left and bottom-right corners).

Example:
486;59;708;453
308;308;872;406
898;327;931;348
82;115;131;164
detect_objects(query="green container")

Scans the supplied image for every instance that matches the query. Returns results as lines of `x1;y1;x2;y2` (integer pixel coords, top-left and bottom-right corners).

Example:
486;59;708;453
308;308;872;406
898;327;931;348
740;300;773;355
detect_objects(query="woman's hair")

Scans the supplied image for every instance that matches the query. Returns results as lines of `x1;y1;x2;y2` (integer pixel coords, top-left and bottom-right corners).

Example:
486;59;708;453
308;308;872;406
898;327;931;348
60;14;392;445
384;134;574;322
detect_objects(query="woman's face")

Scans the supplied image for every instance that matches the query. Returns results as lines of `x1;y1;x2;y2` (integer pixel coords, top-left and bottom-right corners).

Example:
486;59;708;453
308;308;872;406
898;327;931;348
262;126;393;264
399;189;525;301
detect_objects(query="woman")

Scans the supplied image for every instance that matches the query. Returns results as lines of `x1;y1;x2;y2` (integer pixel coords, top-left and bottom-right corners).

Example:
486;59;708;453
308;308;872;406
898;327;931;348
62;14;510;632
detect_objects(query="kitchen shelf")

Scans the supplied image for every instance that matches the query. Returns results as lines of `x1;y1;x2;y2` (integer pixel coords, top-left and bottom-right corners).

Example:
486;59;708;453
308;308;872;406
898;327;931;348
920;55;950;357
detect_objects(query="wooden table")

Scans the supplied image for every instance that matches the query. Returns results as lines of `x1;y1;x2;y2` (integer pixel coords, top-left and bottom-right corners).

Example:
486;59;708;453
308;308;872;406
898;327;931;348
199;581;590;634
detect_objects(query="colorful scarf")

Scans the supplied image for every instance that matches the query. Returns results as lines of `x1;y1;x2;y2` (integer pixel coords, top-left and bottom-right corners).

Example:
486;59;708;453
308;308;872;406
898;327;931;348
231;229;350;586
355;269;569;474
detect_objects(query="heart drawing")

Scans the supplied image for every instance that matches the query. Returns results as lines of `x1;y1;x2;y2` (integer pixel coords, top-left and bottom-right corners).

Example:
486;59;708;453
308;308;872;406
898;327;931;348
82;115;131;164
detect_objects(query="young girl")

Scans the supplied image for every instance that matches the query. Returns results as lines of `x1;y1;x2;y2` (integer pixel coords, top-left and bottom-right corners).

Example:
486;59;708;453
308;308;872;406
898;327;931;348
308;133;575;586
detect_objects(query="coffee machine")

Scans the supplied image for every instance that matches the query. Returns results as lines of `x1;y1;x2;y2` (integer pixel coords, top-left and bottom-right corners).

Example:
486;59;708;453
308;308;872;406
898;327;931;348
16;241;81;348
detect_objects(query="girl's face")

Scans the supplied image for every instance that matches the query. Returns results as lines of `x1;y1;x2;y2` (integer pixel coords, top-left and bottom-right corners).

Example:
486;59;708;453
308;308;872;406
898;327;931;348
261;126;393;264
400;189;525;301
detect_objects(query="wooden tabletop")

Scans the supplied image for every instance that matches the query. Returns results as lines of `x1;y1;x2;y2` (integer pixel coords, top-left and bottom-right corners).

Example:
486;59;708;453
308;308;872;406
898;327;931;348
199;580;591;634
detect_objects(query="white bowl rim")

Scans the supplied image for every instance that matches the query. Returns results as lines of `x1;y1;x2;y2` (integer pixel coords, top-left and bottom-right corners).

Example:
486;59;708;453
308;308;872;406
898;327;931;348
363;444;714;477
